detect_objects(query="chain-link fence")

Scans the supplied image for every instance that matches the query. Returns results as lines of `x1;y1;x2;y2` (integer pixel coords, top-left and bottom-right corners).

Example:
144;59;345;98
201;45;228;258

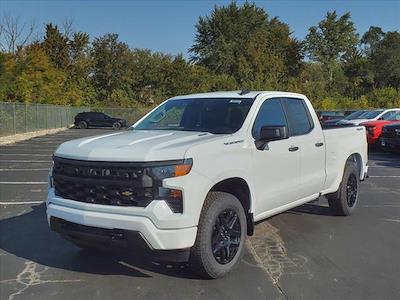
0;102;150;137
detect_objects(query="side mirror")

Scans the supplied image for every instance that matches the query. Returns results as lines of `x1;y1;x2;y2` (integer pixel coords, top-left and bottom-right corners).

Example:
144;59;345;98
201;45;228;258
256;125;288;149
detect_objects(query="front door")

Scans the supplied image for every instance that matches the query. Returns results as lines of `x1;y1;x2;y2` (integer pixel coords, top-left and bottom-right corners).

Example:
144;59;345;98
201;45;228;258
251;98;301;217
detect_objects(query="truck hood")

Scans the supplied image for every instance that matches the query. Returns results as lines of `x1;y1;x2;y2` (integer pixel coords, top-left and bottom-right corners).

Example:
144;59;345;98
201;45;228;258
54;130;220;162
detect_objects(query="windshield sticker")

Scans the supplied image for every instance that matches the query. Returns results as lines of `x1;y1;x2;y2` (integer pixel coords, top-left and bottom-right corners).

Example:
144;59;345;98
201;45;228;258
229;100;242;104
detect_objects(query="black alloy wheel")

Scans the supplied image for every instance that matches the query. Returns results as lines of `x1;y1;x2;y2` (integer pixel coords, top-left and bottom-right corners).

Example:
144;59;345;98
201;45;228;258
346;173;358;207
212;209;241;264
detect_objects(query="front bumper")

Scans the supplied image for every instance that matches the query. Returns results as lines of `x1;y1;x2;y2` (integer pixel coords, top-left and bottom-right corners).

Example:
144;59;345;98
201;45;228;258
47;189;197;250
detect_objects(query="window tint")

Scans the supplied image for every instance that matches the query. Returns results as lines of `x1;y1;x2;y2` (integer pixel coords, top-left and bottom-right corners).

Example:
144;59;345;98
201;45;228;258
252;99;287;139
388;111;400;121
93;112;105;119
381;111;398;120
283;98;313;136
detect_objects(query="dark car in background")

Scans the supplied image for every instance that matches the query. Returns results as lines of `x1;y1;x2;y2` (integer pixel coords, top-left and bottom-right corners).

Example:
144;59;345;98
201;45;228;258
319;110;360;126
74;112;127;129
318;111;346;123
380;123;400;153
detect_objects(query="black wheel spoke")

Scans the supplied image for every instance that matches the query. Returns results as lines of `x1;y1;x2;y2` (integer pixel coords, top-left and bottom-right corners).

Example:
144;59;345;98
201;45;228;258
346;174;358;207
211;208;241;265
227;213;238;229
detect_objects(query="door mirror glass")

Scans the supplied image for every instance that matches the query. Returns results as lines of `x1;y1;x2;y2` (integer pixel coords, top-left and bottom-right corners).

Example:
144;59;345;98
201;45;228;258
259;125;288;142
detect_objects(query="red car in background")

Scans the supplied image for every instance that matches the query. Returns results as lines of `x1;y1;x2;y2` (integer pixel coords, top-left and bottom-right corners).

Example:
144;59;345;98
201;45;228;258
362;111;400;146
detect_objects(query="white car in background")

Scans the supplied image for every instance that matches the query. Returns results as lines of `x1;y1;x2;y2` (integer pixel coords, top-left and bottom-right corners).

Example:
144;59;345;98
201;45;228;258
338;109;400;126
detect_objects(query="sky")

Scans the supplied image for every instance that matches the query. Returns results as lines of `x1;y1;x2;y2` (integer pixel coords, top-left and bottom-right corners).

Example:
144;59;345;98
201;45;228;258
1;0;399;58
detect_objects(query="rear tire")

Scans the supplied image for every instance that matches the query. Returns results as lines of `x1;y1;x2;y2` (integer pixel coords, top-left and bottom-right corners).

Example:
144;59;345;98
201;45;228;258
78;121;88;129
113;122;122;130
189;192;246;279
327;161;360;216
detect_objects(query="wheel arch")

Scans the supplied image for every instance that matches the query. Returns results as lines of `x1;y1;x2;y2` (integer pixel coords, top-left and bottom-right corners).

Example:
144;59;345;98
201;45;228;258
209;177;254;236
347;153;363;179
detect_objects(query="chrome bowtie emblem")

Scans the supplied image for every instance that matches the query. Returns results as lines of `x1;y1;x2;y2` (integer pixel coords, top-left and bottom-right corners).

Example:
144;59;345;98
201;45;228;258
121;191;133;197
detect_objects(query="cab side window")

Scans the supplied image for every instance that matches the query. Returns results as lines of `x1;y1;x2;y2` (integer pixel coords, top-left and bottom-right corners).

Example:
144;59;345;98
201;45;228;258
381;111;397;120
252;98;287;140
283;98;314;136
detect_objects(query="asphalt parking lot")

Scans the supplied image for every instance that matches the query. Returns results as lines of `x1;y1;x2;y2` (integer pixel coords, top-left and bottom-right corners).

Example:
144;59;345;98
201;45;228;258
1;128;400;300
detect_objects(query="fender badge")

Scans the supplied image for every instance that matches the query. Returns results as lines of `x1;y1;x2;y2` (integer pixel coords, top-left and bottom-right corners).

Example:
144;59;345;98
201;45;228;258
224;140;244;145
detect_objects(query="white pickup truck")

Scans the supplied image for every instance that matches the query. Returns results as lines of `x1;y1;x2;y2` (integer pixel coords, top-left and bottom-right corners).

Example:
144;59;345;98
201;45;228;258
47;91;368;278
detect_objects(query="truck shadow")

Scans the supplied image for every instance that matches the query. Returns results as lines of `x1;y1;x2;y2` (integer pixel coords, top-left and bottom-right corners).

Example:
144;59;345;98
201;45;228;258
0;204;199;279
288;202;334;216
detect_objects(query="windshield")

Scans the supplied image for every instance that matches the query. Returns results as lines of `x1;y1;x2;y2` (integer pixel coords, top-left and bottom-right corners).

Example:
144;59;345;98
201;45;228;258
362;110;384;119
344;110;367;120
135;98;255;134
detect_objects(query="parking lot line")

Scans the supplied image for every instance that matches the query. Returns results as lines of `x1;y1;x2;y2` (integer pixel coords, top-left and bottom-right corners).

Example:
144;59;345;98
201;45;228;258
368;165;400;168
0;160;51;163
384;218;400;223
0;168;49;171
359;205;400;208
369;175;400;178
0;201;44;205
0;181;47;184
0;154;51;156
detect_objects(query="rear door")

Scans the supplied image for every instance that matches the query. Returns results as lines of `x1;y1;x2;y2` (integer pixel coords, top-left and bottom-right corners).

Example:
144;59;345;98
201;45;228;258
282;98;325;199
91;113;108;127
251;98;301;215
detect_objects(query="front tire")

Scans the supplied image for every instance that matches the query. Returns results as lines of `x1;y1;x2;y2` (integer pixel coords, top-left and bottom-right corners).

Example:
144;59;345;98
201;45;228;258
327;161;360;216
189;192;246;279
78;121;88;129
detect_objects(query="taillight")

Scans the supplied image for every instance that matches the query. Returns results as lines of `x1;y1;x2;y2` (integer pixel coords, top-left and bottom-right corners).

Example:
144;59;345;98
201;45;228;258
367;126;376;135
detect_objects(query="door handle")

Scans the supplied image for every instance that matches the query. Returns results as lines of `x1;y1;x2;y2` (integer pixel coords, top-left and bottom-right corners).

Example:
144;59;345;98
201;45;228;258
315;142;324;147
288;146;299;152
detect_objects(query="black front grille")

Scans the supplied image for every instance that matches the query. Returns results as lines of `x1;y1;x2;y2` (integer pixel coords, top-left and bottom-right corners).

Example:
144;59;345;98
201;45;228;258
53;157;155;207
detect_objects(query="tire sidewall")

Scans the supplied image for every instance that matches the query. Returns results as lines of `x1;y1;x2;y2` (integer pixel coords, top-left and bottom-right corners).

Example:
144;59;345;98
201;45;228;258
79;121;88;129
194;192;247;278
338;163;360;215
113;122;121;130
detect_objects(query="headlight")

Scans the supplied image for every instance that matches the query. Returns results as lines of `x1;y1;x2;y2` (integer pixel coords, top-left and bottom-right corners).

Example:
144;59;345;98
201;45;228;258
48;165;54;188
150;158;193;180
148;159;192;214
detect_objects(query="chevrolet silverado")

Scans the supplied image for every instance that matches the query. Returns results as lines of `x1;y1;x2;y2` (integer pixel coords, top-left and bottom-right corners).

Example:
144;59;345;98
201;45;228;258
47;91;368;278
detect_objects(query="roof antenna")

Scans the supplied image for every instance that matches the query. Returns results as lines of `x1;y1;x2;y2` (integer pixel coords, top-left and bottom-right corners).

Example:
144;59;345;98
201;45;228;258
239;89;251;95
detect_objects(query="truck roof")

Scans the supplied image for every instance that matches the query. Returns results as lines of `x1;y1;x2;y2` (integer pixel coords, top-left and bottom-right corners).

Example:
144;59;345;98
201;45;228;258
169;90;306;100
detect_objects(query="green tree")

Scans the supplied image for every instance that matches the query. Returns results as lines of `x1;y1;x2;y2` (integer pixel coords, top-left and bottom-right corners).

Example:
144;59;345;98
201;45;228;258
13;44;67;103
305;11;358;85
91;34;133;102
361;26;385;55
43;23;70;69
342;47;373;99
370;31;400;89
190;2;302;88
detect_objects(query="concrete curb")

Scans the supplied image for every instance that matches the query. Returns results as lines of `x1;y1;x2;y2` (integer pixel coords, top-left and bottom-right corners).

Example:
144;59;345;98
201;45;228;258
0;126;73;146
